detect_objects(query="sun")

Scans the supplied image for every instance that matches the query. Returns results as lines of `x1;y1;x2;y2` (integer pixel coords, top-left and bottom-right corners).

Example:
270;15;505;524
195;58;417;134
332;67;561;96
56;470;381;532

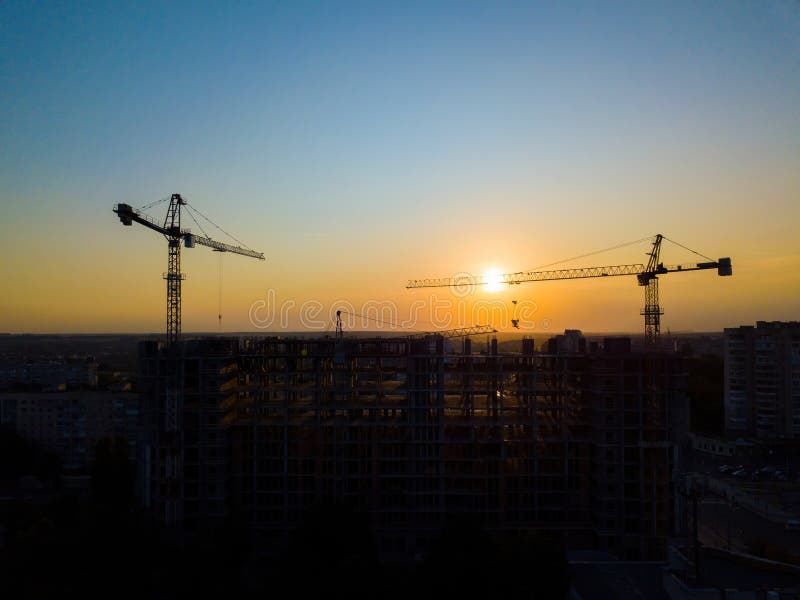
483;268;504;293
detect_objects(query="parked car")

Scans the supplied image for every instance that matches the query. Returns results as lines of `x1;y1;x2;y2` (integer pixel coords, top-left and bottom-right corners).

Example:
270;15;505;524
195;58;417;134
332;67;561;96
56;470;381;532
719;465;731;474
732;469;748;478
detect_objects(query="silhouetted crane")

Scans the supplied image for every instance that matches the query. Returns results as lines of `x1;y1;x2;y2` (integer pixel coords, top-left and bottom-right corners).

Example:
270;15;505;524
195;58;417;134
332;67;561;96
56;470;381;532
113;193;263;527
114;194;264;344
407;325;497;340
334;310;495;342
406;234;731;346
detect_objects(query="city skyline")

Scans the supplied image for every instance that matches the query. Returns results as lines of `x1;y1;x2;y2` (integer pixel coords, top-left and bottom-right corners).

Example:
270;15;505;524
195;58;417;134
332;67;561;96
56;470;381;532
1;2;798;334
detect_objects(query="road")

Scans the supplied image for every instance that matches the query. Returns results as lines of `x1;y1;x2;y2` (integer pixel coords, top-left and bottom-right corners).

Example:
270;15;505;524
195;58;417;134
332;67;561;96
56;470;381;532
698;492;800;556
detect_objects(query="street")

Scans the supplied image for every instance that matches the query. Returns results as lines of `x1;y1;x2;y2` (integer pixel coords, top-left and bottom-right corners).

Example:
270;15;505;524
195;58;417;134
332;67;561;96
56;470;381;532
698;492;800;556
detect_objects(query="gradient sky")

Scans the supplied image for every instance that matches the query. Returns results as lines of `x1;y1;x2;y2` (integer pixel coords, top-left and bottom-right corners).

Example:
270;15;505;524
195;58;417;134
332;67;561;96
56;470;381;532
1;1;798;334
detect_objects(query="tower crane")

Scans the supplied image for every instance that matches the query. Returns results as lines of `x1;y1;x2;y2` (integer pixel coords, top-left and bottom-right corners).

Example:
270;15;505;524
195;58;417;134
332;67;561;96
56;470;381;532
113;193;263;527
113;194;264;343
334;310;496;342
407;325;497;340
406;234;731;347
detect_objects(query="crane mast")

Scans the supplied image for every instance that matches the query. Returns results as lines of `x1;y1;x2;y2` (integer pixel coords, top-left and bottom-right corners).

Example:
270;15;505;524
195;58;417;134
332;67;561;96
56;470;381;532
164;194;186;344
114;193;265;344
639;234;664;347
406;234;731;347
113;193;263;527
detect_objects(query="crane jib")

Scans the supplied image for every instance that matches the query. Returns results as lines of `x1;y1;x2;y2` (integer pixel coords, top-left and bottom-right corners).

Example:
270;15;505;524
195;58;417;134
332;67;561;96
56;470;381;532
404;235;731;348
114;203;265;260
113;195;265;345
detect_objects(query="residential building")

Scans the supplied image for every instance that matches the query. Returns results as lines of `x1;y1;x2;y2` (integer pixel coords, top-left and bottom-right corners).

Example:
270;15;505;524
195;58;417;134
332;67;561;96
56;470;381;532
724;321;800;439
137;333;687;561
0;391;140;470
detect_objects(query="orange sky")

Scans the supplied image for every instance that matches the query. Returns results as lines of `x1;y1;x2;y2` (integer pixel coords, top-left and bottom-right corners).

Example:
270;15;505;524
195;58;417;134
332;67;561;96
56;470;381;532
1;212;797;334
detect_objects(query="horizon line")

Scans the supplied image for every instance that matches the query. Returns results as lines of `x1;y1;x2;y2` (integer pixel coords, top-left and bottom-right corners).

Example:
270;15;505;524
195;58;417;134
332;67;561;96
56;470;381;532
0;330;726;337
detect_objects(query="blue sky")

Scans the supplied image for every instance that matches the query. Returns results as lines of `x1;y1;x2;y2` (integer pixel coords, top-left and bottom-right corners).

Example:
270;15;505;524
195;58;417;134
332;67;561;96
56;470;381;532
1;1;798;332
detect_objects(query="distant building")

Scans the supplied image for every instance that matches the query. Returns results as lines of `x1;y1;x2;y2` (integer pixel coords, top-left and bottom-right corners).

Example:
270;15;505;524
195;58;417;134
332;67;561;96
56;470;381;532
0;356;99;390
724;321;800;439
137;333;688;562
545;329;586;353
0;391;140;470
688;432;757;458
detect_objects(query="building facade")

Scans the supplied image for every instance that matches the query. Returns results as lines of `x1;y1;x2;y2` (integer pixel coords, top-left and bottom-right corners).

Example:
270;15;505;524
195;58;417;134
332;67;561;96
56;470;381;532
724;321;800;439
0;391;140;470
137;338;238;531
0;356;99;391
137;334;687;561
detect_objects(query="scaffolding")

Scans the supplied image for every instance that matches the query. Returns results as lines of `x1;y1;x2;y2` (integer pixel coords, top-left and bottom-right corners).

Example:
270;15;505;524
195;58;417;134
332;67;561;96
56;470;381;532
137;334;687;561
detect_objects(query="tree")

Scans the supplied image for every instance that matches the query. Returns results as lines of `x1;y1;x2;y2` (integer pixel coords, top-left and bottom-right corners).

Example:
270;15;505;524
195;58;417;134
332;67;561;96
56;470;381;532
0;425;60;482
91;436;134;511
420;518;570;599
275;502;380;597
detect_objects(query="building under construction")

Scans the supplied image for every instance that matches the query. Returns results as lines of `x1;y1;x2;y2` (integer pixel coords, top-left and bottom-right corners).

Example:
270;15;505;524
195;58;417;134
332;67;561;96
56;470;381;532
137;333;687;562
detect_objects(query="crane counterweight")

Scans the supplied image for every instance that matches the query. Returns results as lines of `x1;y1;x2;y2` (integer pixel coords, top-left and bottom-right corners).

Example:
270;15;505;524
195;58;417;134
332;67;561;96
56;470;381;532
405;234;731;347
113;193;264;343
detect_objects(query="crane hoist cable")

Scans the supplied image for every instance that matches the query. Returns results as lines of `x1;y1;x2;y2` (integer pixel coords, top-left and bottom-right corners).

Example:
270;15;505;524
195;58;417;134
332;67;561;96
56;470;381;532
218;251;223;329
406;233;731;347
113;193;264;344
184;205;225;328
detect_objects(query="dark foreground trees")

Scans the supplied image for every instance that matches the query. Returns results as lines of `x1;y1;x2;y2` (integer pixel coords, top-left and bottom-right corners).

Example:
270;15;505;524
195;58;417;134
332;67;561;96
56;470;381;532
419;516;570;599
2;435;569;600
270;507;569;599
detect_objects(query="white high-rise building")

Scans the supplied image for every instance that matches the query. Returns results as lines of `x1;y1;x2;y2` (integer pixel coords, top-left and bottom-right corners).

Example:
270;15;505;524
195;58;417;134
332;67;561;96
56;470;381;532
724;322;800;439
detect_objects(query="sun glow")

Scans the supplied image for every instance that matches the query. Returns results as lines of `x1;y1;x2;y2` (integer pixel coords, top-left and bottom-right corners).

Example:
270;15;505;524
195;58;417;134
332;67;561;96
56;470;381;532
483;268;504;293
